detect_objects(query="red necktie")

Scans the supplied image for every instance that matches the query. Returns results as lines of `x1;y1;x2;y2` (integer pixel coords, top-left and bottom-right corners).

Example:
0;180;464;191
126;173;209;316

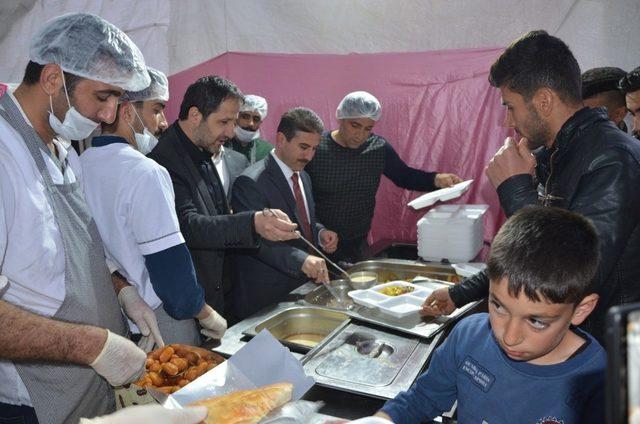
291;172;312;241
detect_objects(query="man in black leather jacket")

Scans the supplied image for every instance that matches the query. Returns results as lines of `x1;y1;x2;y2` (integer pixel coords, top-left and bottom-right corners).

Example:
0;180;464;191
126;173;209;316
422;30;640;343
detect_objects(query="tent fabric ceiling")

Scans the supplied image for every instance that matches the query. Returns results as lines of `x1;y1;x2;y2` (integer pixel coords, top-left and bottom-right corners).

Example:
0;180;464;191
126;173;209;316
0;0;638;246
1;0;639;82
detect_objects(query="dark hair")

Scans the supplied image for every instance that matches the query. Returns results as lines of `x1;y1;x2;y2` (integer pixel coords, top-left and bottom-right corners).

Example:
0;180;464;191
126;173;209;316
619;66;640;94
178;75;243;120
588;89;627;112
486;206;599;304
581;66;627;100
276;107;324;140
22;60;83;96
489;30;582;105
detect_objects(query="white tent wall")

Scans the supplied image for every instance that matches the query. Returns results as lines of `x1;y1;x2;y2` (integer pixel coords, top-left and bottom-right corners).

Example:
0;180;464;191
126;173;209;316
0;0;639;82
0;0;171;83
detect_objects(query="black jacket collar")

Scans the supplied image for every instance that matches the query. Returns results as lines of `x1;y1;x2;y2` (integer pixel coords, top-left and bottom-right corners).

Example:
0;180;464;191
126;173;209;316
537;107;609;165
174;120;212;165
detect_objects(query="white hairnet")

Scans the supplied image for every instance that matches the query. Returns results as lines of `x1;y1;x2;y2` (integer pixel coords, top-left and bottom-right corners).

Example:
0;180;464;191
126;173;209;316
121;67;169;102
240;94;268;120
336;91;382;121
29;13;150;92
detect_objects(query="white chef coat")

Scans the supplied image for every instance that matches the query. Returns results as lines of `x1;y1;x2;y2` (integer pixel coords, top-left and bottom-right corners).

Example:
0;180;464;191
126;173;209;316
80;141;184;323
270;150;311;219
0;91;82;406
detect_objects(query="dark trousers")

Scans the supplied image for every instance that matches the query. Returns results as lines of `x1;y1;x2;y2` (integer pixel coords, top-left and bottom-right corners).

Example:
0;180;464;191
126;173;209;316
0;403;39;424
330;236;369;264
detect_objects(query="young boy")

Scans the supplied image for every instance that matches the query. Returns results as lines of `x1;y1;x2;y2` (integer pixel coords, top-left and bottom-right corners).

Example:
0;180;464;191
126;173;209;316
375;206;606;424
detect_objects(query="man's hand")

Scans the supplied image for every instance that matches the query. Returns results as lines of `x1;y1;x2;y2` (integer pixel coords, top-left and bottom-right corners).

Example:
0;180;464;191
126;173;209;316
319;229;339;253
254;209;298;241
197;304;227;340
485;137;536;189
117;286;164;352
434;173;463;188
420;287;456;316
89;330;146;386
302;255;330;284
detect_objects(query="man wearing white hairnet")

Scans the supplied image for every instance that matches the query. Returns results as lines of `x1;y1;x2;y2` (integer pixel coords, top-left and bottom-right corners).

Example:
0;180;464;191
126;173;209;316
131;67;170;146
80;66;227;348
306;91;463;263
0;13;152;423
226;94;274;164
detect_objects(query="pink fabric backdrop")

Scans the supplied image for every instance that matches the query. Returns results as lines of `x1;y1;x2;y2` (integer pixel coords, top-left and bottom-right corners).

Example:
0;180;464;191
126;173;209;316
166;48;511;247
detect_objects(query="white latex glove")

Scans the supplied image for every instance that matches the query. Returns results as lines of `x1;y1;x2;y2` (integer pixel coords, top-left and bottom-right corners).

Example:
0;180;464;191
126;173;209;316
0;275;8;297
89;330;146;386
199;304;227;339
118;285;165;352
350;418;393;424
79;404;208;424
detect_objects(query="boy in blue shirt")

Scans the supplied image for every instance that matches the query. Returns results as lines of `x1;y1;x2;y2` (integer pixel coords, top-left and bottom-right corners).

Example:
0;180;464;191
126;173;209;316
376;206;605;424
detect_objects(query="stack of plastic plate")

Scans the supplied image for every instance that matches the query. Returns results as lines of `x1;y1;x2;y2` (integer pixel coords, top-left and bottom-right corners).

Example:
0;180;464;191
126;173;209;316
416;204;489;262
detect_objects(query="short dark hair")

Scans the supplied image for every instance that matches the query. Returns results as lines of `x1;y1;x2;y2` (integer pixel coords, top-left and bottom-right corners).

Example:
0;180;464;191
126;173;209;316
619;66;640;94
581;66;626;100
489;30;582;105
178;75;243;120
22;60;83;96
587;90;626;112
276;107;324;140
486;206;599;305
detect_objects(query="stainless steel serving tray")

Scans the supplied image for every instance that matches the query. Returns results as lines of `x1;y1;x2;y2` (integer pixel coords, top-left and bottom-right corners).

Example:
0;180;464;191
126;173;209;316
302;321;439;399
304;259;479;340
348;259;462;283
242;306;350;352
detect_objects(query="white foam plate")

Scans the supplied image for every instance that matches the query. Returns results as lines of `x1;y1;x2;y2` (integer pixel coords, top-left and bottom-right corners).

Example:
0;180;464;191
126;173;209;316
451;262;487;278
407;180;473;210
348;281;433;318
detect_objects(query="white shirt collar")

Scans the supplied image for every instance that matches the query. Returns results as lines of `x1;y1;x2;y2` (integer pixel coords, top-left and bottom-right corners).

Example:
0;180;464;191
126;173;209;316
5;91;31;125
5;90;71;149
212;145;225;165
270;149;296;181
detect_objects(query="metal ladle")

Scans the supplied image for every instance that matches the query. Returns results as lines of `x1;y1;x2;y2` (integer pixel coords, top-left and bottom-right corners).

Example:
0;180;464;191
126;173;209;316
294;231;351;280
294;231;351;304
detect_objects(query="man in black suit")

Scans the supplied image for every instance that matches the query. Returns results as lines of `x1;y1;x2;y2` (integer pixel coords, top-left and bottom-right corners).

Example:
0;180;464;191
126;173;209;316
148;76;298;314
231;108;339;319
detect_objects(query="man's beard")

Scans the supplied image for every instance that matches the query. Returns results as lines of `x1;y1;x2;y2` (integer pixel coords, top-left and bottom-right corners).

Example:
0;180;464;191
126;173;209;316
522;104;552;149
205;143;221;155
193;122;221;155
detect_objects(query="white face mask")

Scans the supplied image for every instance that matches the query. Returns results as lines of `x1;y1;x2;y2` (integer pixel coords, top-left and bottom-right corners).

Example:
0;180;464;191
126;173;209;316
130;107;159;154
235;126;260;143
48;71;99;141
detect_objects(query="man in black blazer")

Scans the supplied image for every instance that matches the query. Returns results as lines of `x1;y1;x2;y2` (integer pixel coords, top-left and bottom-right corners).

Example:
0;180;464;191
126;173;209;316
231;108;339;319
148;76;298;314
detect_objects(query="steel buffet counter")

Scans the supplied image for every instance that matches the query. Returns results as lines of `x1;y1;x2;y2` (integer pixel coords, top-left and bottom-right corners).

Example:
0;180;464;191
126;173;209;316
209;259;482;420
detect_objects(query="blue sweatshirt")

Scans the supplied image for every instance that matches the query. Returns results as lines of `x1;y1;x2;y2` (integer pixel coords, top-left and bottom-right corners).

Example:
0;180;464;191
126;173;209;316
144;243;205;320
381;313;606;424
